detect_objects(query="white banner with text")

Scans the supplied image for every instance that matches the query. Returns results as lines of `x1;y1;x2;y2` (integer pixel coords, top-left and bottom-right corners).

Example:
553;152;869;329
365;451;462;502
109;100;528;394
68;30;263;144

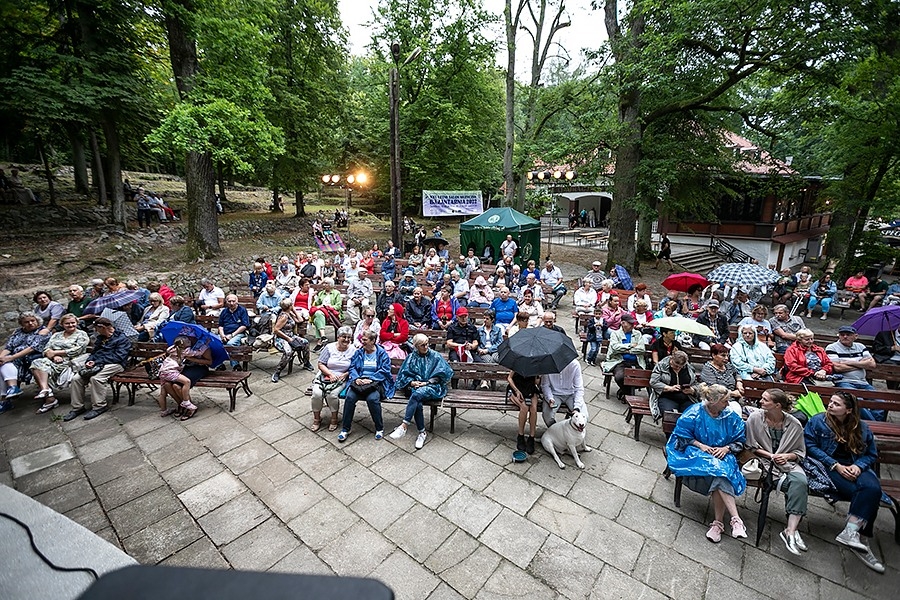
422;190;483;217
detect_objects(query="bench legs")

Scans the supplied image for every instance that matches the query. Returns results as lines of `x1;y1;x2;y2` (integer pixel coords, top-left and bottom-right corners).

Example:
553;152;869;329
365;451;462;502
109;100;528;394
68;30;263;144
631;414;643;441
674;476;683;508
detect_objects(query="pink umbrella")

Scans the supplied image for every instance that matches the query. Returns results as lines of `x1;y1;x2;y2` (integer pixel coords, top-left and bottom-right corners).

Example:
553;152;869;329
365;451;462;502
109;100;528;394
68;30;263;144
662;272;709;293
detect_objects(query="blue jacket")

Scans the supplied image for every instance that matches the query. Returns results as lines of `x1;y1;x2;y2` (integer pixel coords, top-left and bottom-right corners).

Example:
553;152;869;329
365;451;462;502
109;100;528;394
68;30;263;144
348;345;395;398
804;413;877;472
809;280;836;298
89;331;132;368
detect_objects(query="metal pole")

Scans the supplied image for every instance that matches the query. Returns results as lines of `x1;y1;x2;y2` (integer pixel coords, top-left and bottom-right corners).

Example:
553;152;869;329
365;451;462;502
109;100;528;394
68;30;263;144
389;66;402;249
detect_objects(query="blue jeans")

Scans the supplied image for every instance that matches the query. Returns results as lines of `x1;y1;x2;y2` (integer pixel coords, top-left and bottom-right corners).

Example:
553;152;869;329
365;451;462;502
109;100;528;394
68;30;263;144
807;296;832;314
586;341;599;363
468;301;491;308
835;380;887;421
224;332;247;367
403;385;442;431
828;468;881;537
342;386;384;432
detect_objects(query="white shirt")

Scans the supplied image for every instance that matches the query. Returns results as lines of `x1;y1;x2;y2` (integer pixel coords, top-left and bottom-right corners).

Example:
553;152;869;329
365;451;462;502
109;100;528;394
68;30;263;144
541;266;563;286
199;286;225;308
541;360;586;413
452;278;469;299
627;293;653;312
501;240;517;257
574;287;598;310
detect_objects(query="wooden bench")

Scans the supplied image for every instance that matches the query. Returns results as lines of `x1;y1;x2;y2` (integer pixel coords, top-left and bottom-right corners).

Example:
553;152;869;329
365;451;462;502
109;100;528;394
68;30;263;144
661;410;900;545
623;368;654;441
110;343;253;412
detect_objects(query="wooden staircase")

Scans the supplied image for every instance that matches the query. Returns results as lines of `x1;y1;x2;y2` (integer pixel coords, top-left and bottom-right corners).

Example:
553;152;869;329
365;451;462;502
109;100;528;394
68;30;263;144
670;247;725;275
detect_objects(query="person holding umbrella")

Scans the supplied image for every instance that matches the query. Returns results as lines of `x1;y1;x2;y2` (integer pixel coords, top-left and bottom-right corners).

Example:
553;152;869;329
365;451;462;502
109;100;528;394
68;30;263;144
745;388;809;556
508;367;540;454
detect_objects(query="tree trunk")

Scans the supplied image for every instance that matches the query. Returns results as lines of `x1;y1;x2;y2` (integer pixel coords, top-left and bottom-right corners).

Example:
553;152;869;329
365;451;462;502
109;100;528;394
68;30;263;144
89;128;106;206
637;214;654;260
503;0;518;207
607;138;641;274
295;189;305;217
185;150;220;258
37;135;56;206
67;125;90;194
217;161;227;201
164;0;220;257
101;116;125;228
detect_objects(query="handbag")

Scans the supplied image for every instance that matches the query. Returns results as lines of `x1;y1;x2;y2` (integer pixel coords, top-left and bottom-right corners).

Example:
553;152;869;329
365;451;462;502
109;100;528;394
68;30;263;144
741;458;763;480
144;355;165;379
350;379;380;395
78;364;103;381
800;455;839;501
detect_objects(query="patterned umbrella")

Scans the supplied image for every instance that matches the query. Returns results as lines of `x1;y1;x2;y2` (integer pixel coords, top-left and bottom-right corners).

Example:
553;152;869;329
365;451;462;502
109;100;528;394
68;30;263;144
662;272;709;293
707;263;780;289
160;321;229;368
83;290;144;316
851;305;900;337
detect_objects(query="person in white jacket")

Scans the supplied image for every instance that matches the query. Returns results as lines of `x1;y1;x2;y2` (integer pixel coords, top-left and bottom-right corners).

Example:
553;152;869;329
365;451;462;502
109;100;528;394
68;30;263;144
541;359;588;428
729;325;776;381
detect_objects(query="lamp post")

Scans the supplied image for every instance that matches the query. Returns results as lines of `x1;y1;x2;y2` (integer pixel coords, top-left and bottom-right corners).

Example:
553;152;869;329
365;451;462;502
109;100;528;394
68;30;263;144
389;42;422;250
527;169;575;256
321;172;369;230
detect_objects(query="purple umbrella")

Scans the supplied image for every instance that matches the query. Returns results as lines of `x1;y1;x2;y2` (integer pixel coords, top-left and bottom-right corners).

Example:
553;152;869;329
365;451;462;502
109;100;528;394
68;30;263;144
851;305;900;336
83;290;144;316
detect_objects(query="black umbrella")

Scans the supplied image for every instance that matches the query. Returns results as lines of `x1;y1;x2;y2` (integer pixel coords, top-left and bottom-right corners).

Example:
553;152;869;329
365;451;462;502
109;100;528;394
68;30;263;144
755;462;777;547
497;327;578;377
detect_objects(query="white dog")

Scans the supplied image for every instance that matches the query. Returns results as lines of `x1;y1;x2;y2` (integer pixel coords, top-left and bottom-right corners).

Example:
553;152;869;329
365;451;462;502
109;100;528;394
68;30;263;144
541;411;592;469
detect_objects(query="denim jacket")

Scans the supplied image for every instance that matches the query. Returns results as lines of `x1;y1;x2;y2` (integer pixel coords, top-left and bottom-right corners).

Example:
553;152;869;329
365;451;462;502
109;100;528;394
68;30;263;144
479;324;504;353
803;413;877;471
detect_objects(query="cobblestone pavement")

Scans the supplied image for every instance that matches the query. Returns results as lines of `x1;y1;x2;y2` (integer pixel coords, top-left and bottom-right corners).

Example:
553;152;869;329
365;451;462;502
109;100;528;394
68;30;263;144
1;345;897;600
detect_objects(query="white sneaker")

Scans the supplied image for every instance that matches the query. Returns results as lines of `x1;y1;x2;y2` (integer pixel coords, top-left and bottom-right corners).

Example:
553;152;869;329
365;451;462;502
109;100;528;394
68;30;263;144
792;531;808;552
389;425;407;440
820;314;827;320
836;527;868;551
415;431;427;449
480;381;490;390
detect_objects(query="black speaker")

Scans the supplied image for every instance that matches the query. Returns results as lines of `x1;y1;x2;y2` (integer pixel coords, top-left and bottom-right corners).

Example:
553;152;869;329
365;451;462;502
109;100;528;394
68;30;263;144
77;565;394;600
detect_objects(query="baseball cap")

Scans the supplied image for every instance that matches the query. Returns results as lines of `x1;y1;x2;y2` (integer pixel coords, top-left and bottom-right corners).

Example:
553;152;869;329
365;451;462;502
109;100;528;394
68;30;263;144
706;299;720;307
456;307;469;316
280;264;289;271
838;325;857;334
592;261;602;267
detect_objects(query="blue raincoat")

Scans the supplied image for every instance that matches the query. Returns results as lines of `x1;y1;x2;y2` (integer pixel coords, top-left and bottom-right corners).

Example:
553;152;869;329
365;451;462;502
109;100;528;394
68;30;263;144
665;403;747;497
395;348;454;400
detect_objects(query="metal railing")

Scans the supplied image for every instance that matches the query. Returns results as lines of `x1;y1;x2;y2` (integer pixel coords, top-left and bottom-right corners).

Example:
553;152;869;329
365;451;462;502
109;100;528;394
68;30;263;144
709;236;754;263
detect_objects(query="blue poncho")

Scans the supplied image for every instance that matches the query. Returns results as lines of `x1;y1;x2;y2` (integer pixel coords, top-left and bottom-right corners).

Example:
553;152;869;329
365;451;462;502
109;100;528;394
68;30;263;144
395;349;454;400
665;403;747;497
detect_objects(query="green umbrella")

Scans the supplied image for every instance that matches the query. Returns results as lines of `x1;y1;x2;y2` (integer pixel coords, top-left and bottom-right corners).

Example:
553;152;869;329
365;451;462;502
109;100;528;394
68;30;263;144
794;389;825;418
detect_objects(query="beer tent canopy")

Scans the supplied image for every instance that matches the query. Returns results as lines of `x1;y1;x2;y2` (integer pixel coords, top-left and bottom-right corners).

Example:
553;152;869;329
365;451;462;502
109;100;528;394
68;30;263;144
459;207;541;265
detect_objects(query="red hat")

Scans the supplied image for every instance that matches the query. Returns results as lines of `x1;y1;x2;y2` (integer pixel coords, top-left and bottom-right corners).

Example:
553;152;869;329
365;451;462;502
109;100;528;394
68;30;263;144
456;307;469;316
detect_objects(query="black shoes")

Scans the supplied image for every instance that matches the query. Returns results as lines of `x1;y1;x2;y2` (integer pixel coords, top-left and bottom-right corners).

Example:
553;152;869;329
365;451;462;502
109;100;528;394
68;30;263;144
83;407;108;420
271;372;280;383
303;362;315;372
526;436;535;455
517;434;526;452
62;408;86;422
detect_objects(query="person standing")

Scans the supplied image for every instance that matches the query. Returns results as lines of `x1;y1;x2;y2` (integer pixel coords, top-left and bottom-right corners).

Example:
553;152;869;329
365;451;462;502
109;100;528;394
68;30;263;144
62;317;131;421
500;235;518;262
654;233;674;270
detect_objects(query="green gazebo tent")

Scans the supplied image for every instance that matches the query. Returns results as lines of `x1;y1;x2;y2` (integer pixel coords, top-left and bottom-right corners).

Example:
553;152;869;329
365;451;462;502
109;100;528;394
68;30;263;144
459;207;541;266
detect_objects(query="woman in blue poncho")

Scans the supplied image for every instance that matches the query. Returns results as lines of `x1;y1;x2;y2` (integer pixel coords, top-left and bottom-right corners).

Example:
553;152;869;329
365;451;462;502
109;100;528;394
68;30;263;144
666;383;748;543
388;333;454;450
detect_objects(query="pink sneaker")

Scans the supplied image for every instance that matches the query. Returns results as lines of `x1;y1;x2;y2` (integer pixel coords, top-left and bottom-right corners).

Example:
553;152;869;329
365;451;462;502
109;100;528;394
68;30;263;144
731;516;747;539
706;520;724;543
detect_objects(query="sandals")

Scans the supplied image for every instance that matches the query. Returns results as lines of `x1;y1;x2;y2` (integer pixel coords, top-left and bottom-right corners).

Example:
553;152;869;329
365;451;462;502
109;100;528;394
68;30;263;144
36;398;58;414
180;407;197;421
311;418;322;432
160;407;178;418
329;416;340;432
35;389;54;400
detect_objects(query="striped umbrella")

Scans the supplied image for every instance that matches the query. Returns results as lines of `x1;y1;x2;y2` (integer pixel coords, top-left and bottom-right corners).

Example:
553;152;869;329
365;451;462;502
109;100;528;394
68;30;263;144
83;290;144;315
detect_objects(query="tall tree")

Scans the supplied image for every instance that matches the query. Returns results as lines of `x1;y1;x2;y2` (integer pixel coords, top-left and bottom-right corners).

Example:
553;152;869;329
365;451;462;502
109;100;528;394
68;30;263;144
601;0;848;273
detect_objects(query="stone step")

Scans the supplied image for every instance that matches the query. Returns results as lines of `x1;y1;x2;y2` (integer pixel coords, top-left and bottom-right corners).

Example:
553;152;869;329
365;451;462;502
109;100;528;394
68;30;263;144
671;249;725;274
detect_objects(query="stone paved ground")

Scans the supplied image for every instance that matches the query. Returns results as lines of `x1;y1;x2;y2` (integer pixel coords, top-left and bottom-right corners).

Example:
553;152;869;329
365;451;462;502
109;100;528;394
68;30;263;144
1;336;897;599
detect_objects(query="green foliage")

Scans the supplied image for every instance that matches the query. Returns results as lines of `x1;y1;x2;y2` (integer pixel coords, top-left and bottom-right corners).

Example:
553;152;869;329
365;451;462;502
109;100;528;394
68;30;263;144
146;99;283;175
844;230;900;274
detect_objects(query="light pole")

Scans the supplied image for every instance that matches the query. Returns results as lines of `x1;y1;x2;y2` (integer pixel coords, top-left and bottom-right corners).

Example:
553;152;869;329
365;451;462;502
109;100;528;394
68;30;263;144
527;169;575;257
322;172;368;230
389;42;422;251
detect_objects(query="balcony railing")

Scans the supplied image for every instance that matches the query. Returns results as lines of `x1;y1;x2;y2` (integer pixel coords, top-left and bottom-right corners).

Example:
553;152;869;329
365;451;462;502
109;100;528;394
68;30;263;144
710;236;754;263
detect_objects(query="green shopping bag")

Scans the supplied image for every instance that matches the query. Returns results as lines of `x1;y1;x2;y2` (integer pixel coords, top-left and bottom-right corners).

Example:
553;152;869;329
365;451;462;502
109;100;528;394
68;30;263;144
794;384;826;418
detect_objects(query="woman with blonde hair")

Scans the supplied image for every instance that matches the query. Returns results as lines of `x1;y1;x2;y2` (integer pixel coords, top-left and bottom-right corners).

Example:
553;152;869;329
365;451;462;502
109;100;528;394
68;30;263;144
666;383;748;543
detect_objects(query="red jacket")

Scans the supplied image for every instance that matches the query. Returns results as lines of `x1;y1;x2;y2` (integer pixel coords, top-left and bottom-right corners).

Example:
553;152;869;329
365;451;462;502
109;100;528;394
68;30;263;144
784;341;832;383
380;303;409;344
